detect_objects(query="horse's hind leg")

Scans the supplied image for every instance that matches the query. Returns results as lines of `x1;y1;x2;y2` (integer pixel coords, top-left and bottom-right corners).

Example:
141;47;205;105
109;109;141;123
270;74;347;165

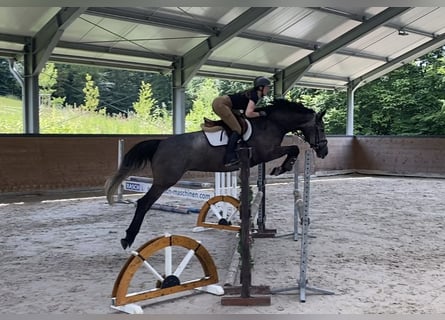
121;185;167;249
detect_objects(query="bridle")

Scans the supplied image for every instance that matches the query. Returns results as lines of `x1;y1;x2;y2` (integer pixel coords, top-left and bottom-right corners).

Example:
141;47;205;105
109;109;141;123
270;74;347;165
311;122;328;152
295;114;327;151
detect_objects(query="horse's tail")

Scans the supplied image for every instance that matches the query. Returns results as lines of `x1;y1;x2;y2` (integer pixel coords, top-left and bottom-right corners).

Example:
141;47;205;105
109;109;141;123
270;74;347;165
105;139;162;204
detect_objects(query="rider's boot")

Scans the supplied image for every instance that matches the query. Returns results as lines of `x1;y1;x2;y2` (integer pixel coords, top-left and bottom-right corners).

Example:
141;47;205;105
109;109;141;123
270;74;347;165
224;132;241;167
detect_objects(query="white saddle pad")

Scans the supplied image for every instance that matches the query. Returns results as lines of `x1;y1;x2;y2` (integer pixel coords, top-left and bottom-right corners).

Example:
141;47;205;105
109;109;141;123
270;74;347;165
203;120;252;146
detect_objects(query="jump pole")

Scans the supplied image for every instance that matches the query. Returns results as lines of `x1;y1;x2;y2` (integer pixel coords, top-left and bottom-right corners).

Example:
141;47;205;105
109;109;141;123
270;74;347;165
271;149;334;302
221;147;271;306
253;162;277;238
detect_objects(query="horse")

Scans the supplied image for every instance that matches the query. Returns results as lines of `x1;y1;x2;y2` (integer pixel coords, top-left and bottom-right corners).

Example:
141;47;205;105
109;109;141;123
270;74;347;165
105;98;328;249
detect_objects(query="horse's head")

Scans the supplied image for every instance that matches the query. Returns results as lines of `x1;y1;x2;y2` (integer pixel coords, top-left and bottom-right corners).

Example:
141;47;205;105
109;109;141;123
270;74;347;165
301;109;328;159
265;99;328;159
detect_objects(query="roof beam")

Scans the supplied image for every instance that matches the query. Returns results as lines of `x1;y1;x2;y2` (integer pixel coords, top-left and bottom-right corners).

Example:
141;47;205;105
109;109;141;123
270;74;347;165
309;7;367;22
205;60;349;82
275;7;410;95
196;70;253;82
240;31;387;62
304;72;349;83
32;7;86;75
173;7;276;87
351;32;445;89
87;7;388;63
205;59;275;74
294;81;341;91
311;7;435;38
50;54;171;73
57;41;176;61
0;33;26;44
0;49;23;58
55;41;349;84
85;7;218;35
56;39;377;83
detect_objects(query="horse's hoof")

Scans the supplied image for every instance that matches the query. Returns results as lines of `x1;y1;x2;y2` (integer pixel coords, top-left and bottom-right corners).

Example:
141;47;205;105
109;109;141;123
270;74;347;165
270;167;282;176
121;238;130;250
283;165;293;172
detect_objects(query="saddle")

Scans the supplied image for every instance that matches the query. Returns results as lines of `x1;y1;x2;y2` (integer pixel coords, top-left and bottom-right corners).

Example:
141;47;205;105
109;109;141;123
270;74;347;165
200;111;248;135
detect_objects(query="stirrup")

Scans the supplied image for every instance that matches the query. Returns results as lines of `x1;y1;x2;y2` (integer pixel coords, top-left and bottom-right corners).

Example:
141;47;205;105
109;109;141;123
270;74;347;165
224;157;240;167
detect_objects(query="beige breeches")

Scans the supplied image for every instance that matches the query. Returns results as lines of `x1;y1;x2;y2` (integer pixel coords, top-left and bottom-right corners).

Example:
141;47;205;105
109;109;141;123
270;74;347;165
212;95;242;135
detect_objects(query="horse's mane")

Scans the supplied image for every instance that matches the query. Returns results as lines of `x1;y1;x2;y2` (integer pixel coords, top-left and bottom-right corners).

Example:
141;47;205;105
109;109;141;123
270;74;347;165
265;98;315;114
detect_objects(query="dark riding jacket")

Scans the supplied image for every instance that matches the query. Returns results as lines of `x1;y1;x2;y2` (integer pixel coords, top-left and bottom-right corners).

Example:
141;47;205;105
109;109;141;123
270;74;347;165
228;89;260;110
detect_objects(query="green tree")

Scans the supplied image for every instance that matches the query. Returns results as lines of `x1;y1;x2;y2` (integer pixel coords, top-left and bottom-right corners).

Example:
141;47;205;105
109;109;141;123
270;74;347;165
147;73;172;112
39;63;58;94
72;67;172;116
39;62;62;107
99;69;145;115
54;64;93;107
285;87;347;135
82;73;100;112
316;91;347;135
355;54;445;135
132;81;157;120
185;78;219;132
217;78;250;96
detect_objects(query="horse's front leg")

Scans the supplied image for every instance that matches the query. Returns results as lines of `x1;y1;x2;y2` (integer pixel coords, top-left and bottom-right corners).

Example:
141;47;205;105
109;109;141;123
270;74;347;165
121;185;166;249
269;145;300;176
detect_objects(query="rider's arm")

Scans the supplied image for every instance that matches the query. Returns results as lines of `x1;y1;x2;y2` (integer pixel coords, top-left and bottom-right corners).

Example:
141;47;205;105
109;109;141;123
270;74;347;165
245;99;263;118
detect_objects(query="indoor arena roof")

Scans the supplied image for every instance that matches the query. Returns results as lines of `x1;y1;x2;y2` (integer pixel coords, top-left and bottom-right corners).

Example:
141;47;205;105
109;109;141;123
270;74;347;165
2;6;445;91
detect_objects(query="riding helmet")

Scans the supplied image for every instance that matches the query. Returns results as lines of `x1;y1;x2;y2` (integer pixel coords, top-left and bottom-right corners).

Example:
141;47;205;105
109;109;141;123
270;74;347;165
253;76;271;88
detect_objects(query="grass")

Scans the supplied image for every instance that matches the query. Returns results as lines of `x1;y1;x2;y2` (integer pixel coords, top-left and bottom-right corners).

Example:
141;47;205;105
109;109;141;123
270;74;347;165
0;96;174;134
0;96;23;133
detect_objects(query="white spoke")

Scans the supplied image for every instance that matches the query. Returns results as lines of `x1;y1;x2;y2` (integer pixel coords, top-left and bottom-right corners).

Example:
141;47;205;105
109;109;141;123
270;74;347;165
131;251;164;282
165;246;172;275
219;202;229;219
226;206;239;222
173;249;195;277
209;204;223;220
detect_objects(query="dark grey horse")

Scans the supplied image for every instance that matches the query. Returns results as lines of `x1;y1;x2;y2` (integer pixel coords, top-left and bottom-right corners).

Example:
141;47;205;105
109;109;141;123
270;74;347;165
105;98;328;249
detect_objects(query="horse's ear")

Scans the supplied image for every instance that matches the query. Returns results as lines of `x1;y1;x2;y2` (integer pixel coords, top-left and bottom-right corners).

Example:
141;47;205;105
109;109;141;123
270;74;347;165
318;109;327;118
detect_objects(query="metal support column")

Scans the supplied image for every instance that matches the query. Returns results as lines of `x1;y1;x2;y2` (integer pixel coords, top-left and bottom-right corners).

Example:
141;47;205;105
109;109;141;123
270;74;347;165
172;87;186;134
23;38;40;134
346;83;358;136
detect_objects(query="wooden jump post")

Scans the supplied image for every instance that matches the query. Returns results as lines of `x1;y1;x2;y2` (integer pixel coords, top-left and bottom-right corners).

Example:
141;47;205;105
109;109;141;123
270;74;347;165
221;147;271;306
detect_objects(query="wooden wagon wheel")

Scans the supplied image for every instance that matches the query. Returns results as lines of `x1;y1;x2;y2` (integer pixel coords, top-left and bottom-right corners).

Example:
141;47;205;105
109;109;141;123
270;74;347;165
196;195;241;231
111;234;221;313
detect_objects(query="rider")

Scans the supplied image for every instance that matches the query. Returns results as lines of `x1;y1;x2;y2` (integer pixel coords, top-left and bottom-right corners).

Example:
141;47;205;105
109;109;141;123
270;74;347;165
212;76;272;167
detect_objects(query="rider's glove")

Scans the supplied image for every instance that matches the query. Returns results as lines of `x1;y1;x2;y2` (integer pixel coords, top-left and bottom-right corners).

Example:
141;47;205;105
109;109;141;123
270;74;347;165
258;110;267;117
